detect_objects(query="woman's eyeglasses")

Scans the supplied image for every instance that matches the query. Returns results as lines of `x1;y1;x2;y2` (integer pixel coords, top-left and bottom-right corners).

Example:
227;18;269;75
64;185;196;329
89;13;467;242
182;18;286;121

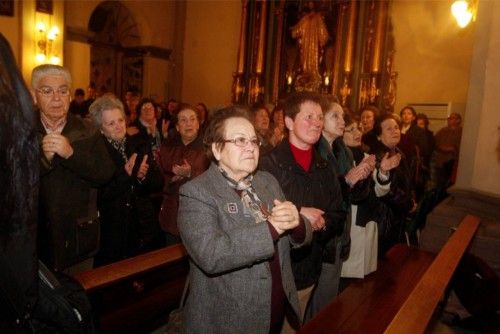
344;126;362;133
222;136;261;147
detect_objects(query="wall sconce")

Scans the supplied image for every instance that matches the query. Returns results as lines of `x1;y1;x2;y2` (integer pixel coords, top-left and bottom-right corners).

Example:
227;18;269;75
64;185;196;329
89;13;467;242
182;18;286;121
36;21;60;64
451;0;477;28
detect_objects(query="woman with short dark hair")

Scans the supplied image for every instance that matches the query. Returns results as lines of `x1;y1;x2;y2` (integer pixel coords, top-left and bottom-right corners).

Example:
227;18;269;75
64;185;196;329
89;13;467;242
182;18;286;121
158;103;209;246
178;106;311;333
370;114;415;255
360;105;380;151
128;98;163;162
260;92;345;324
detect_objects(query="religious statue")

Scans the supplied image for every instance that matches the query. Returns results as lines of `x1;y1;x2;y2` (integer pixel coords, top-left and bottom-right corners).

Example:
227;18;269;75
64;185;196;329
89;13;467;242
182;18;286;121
291;2;329;92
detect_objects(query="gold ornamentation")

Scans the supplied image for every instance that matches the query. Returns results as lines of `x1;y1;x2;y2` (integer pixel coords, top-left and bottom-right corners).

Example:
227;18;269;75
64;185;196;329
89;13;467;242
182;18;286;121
272;0;286;102
339;75;351;107
368;76;380;103
291;2;329;92
359;78;369;107
382;50;397;113
232;74;246;104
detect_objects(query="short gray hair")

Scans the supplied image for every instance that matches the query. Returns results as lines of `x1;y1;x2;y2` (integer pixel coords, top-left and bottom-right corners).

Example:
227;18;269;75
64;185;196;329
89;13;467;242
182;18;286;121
31;64;72;89
89;94;125;128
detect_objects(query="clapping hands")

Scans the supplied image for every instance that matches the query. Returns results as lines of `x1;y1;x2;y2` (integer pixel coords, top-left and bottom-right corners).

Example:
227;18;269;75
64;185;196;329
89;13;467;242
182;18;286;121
344;154;376;186
124;153;149;180
172;159;192;182
379;152;401;175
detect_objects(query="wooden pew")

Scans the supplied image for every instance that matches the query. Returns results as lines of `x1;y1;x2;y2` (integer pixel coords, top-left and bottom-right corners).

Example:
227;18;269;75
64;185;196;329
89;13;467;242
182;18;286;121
73;244;188;333
297;214;480;334
385;214;480;333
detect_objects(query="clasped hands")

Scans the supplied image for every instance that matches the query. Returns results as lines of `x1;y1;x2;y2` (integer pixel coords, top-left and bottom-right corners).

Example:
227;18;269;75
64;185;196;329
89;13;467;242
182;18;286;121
300;207;326;232
268;199;300;235
42;133;74;161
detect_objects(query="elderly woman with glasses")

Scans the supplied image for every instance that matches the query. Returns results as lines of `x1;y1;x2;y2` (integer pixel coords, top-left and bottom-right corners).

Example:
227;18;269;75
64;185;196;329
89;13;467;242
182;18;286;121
177;106;311;334
338;113;401;284
128;98;163;162
89;94;163;266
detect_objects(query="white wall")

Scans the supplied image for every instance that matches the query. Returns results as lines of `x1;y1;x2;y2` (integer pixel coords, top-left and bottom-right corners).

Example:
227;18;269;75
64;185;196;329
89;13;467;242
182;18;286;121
455;0;500;195
392;0;474;114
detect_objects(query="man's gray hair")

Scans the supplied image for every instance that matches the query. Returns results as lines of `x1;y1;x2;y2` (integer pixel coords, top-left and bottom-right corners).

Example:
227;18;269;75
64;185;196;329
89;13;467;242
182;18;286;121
89;94;125;128
31;64;72;89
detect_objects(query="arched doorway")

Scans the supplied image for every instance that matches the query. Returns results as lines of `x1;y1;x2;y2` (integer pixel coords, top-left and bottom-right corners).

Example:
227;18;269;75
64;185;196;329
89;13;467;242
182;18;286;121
88;1;141;98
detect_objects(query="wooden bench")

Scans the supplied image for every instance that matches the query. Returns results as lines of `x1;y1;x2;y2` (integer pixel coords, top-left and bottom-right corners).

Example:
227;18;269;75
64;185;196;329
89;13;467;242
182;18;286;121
73;244;188;333
297;214;480;334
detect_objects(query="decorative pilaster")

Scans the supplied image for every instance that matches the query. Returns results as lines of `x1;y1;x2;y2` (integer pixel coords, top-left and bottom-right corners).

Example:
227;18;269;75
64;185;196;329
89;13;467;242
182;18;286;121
271;0;285;103
232;0;249;104
249;1;267;104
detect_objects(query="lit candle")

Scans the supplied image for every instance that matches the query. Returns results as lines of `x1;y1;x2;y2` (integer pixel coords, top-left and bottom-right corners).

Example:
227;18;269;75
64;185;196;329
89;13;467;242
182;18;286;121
287;75;292;85
324;76;330;86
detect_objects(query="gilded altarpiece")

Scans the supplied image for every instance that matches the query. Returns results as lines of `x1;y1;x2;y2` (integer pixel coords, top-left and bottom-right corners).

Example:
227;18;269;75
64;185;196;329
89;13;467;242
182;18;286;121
232;0;397;114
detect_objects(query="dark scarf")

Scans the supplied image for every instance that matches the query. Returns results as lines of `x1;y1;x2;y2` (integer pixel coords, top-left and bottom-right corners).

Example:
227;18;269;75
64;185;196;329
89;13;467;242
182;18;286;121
218;167;269;224
318;136;353;176
107;137;127;162
331;137;354;176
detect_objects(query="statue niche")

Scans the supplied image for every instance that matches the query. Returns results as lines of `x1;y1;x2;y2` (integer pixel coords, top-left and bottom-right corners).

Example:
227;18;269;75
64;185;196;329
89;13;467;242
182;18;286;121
290;1;330;92
232;0;396;115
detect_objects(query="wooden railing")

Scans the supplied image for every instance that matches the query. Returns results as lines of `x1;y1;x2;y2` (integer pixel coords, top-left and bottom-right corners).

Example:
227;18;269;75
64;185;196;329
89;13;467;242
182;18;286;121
298;214;480;334
74;244;187;291
73;244;188;333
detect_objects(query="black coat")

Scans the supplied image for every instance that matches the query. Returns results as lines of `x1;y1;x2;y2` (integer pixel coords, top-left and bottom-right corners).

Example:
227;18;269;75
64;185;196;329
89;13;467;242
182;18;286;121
37;115;115;272
369;144;414;256
407;124;434;168
348;147;385;228
95;134;164;266
259;140;345;289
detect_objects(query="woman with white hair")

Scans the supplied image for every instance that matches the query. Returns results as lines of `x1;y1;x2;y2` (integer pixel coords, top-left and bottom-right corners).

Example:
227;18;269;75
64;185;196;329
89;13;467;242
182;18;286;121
89;94;163;266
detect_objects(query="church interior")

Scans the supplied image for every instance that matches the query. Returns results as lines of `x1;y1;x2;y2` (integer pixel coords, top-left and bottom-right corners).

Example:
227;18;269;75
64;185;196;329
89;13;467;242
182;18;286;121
1;0;499;333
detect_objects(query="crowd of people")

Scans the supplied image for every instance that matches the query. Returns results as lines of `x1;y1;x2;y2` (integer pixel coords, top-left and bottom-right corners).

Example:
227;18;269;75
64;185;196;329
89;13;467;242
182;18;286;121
33;64;463;332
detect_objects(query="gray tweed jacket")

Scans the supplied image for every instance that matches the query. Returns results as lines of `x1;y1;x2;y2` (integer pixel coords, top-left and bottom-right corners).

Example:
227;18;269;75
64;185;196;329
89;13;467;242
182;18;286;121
178;163;311;334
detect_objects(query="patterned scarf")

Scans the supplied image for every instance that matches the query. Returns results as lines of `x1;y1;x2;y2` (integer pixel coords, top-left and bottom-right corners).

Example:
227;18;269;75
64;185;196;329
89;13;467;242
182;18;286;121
218;167;269;224
107;137;127;162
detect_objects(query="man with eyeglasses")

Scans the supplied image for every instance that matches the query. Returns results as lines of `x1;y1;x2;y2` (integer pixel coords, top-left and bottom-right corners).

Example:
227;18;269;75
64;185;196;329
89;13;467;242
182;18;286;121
31;64;115;273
